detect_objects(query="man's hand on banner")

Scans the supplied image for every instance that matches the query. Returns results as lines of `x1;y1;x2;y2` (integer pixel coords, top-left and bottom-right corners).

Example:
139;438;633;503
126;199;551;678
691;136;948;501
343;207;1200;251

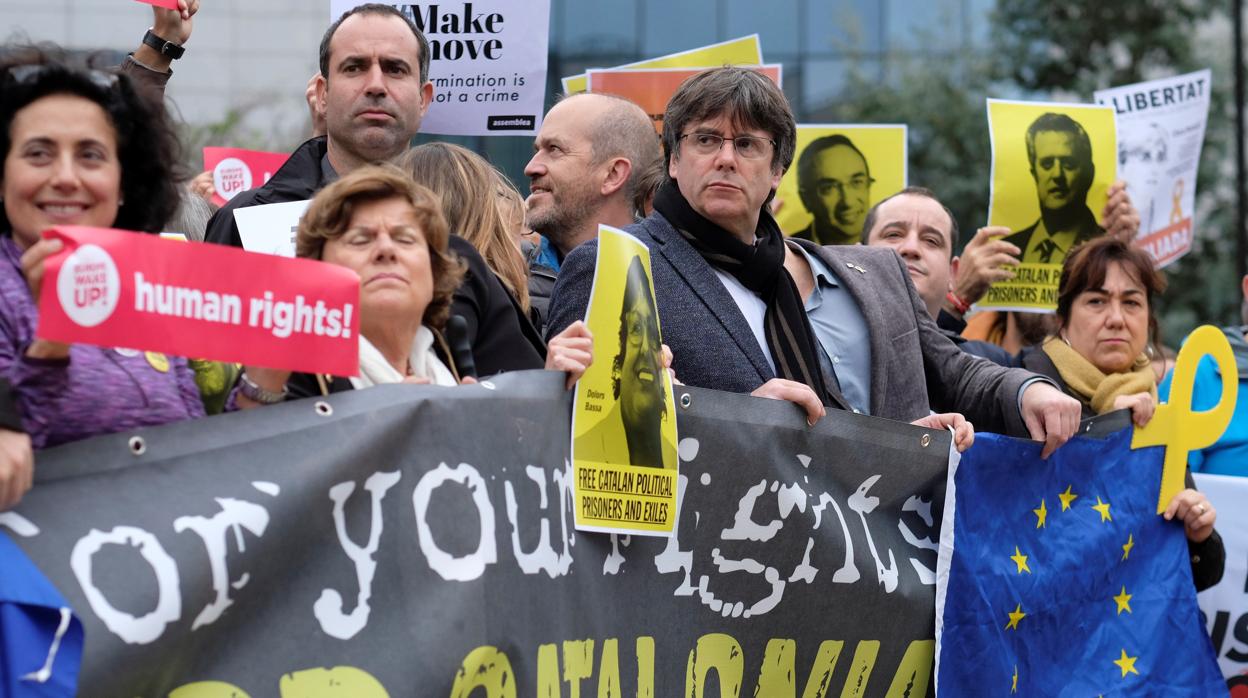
949;226;1019;313
0;427;33;512
751;378;825;426
1163;488;1217;543
911;412;974;452
1102;181;1141;242
21;237;70;360
546;320;593;390
1020;382;1081;458
1112;391;1156;428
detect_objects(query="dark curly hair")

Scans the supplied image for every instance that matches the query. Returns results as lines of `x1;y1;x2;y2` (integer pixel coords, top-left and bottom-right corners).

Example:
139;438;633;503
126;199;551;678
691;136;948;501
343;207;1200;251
0;44;185;237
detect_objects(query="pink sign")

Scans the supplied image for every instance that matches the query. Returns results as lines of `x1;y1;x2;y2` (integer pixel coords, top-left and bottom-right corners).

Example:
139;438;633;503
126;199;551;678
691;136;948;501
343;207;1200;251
38;226;360;377
203;147;291;207
133;0;181;9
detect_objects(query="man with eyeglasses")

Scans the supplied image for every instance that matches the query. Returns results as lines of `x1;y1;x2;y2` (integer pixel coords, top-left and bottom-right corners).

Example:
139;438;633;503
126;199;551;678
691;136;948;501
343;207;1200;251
547;66;1083;456
793;135;872;246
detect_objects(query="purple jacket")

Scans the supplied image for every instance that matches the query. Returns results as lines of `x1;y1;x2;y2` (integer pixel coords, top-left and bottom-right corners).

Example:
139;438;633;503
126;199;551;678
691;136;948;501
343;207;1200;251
0;237;204;448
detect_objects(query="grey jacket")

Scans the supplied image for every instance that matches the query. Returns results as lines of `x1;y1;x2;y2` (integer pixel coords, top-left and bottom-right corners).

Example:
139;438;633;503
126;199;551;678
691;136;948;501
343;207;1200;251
547;212;1041;436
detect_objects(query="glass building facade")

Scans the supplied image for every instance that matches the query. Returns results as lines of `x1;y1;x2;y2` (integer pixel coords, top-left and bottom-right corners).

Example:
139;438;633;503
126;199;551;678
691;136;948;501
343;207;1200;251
424;0;995;189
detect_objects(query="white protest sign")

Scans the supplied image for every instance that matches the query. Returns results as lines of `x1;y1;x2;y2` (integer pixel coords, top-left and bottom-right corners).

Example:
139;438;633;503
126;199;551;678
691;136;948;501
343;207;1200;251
328;1;550;136
1194;473;1248;687
1094;69;1211;268
233;200;309;258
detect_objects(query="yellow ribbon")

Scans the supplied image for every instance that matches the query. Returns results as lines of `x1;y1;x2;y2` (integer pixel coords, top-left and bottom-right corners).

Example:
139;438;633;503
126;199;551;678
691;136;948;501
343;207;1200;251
1132;325;1238;513
1169;179;1185;225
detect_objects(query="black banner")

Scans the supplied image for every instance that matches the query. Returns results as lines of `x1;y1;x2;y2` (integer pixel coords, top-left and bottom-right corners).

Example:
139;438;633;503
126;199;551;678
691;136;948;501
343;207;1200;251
5;371;949;696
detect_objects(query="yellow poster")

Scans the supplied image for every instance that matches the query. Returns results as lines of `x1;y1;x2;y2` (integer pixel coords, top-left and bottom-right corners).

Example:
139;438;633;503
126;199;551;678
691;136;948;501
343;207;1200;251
586;65;782;134
981;99;1117;311
561;34;763;94
572;226;679;536
775;124;908;244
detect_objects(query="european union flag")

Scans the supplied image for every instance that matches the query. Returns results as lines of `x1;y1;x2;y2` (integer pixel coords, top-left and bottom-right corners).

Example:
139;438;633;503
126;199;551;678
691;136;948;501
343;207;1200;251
0;530;82;697
935;419;1225;695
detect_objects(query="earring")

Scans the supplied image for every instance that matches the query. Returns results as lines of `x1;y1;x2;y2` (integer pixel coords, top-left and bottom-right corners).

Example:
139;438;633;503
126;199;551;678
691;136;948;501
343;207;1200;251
1061;332;1071;347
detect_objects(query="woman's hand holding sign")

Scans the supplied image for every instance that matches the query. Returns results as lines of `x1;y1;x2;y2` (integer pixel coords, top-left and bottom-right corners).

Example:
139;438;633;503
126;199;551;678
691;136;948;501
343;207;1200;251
21;237;70;360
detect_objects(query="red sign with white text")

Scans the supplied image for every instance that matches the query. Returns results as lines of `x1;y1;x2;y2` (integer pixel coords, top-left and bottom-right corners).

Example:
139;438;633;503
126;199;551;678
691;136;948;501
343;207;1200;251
133;0;181;10
37;226;360;376
203;147;290;207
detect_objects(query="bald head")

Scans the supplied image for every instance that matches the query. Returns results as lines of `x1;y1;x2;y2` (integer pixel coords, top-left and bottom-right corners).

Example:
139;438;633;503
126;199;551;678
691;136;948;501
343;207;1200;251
571;93;663;202
525;92;662;254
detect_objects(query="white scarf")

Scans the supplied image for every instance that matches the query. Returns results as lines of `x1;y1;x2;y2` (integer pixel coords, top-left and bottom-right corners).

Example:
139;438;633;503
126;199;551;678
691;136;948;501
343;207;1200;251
350;326;457;389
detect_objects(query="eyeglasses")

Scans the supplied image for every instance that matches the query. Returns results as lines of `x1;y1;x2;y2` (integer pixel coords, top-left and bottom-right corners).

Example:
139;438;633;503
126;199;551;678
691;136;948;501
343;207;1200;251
678;132;775;160
5;64;120;91
815;175;875;197
626;311;659;348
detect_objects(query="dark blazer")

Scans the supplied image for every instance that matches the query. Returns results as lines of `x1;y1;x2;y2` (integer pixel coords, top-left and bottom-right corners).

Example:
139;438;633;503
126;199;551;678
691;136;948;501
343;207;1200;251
789;237;1038;435
547;212;1040;435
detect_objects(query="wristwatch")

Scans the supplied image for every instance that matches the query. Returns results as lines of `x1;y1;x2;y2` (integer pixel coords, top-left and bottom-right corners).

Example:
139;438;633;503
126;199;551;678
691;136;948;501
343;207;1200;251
142;29;185;60
239;371;288;404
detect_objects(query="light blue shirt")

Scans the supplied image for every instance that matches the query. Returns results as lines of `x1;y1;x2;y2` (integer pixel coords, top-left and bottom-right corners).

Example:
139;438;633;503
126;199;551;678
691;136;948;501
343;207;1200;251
794;245;872;414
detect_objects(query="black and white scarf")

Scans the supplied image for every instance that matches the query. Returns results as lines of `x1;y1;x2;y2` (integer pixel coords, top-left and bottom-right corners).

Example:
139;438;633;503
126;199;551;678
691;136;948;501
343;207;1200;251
653;180;834;407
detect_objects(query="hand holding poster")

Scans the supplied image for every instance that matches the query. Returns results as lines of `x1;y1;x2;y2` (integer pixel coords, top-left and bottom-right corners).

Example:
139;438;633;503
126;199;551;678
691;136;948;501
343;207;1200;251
1094;70;1211;268
775;125;908;243
202;147;290;207
981;100;1117;311
328;1;550;136
36;226;359;376
572;226;678;536
586;65;782;134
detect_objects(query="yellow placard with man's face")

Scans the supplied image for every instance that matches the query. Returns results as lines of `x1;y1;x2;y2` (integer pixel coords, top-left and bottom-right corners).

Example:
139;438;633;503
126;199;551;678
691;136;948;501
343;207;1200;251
981;99;1117;311
775;125;908;245
572;226;679;537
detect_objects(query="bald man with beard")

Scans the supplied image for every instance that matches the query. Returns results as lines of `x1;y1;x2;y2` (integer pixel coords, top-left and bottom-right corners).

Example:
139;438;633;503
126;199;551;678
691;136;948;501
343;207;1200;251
524;93;662;329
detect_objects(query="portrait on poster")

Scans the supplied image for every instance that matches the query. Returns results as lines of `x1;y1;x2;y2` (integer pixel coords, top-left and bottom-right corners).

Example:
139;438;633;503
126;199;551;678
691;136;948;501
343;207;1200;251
982;100;1116;311
571;227;678;536
775;125;907;245
1095;69;1211;268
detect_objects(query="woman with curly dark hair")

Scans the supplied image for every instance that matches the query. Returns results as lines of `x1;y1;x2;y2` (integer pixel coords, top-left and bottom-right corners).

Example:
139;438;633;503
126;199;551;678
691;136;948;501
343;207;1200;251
0;46;203;450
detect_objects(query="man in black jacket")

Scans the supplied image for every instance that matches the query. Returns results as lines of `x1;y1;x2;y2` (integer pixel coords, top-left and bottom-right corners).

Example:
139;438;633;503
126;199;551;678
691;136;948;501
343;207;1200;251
205;3;432;247
204;4;544;374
